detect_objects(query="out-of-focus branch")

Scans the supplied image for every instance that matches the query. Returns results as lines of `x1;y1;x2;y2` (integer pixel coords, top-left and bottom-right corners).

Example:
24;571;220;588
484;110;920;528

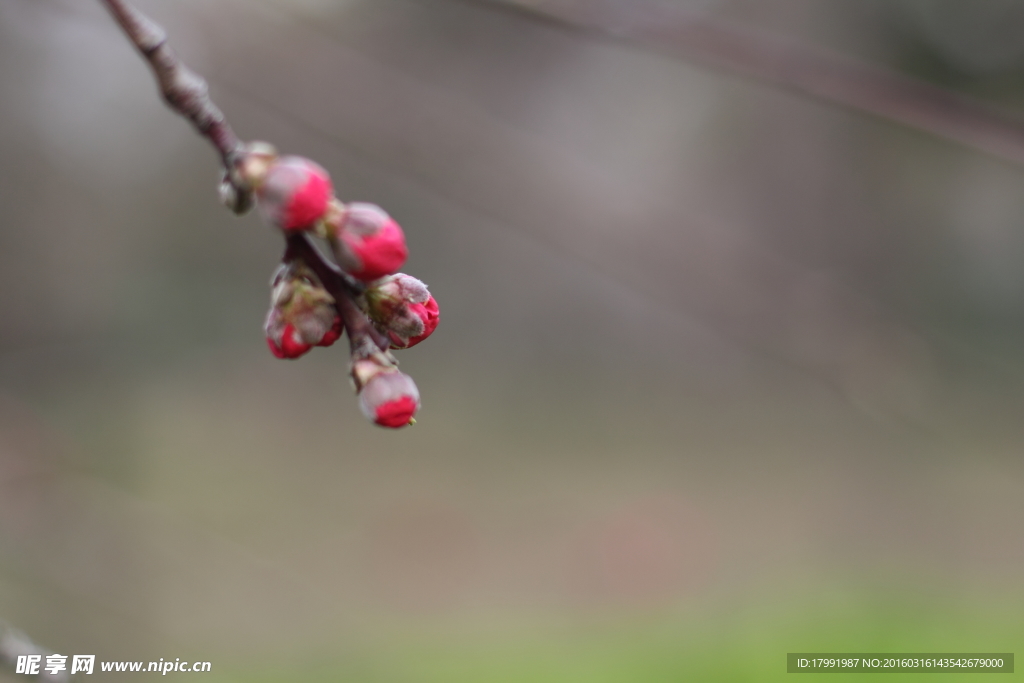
478;0;1024;166
100;0;240;163
99;0;251;212
0;620;71;682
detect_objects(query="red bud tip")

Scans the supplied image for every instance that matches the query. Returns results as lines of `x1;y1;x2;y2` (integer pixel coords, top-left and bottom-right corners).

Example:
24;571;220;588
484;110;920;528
332;203;408;282
374;396;419;428
257;156;333;231
317;316;344;347
389;295;440;349
267;324;313;359
358;370;420;428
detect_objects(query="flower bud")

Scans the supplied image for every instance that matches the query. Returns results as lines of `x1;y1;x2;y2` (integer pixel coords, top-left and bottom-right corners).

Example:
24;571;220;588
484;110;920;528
264;261;340;359
363;274;439;349
256;156;333;231
354;365;421;428
329;203;408;282
388;296;439;349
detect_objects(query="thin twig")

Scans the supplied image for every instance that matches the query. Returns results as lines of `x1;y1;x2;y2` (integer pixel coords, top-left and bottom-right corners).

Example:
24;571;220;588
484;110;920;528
335;283;391;355
477;0;1024;167
100;0;241;165
99;0;251;210
285;234;390;352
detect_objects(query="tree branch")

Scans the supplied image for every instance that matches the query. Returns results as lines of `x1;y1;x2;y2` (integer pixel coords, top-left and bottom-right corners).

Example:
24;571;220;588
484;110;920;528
101;0;241;164
100;0;250;209
285;234;390;352
101;0;391;355
479;0;1024;167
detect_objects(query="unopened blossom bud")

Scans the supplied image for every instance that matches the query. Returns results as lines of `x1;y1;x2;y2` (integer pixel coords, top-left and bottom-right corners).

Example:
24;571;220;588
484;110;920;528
353;363;421;428
264;262;340;359
256;156;333;231
329;202;408;282
388;295;439;349
363;274;439;349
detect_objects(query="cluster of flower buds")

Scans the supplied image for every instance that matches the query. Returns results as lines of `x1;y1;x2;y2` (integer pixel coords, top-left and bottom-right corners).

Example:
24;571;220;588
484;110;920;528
235;142;438;428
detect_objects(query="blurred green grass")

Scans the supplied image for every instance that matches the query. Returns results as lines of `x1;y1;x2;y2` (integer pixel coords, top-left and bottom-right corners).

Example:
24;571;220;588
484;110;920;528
204;586;1021;682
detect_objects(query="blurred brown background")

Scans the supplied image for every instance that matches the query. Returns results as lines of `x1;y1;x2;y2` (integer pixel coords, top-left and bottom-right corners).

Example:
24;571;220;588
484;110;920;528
1;0;1023;680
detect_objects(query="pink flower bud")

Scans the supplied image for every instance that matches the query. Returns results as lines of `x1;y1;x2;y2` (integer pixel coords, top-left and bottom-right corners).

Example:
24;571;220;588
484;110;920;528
357;368;421;428
257;156;333;231
330;203;408;282
264;261;340;358
362;274;439;349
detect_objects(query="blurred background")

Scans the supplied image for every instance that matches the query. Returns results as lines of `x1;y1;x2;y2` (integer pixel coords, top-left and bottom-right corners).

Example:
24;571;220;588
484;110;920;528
1;0;1023;680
